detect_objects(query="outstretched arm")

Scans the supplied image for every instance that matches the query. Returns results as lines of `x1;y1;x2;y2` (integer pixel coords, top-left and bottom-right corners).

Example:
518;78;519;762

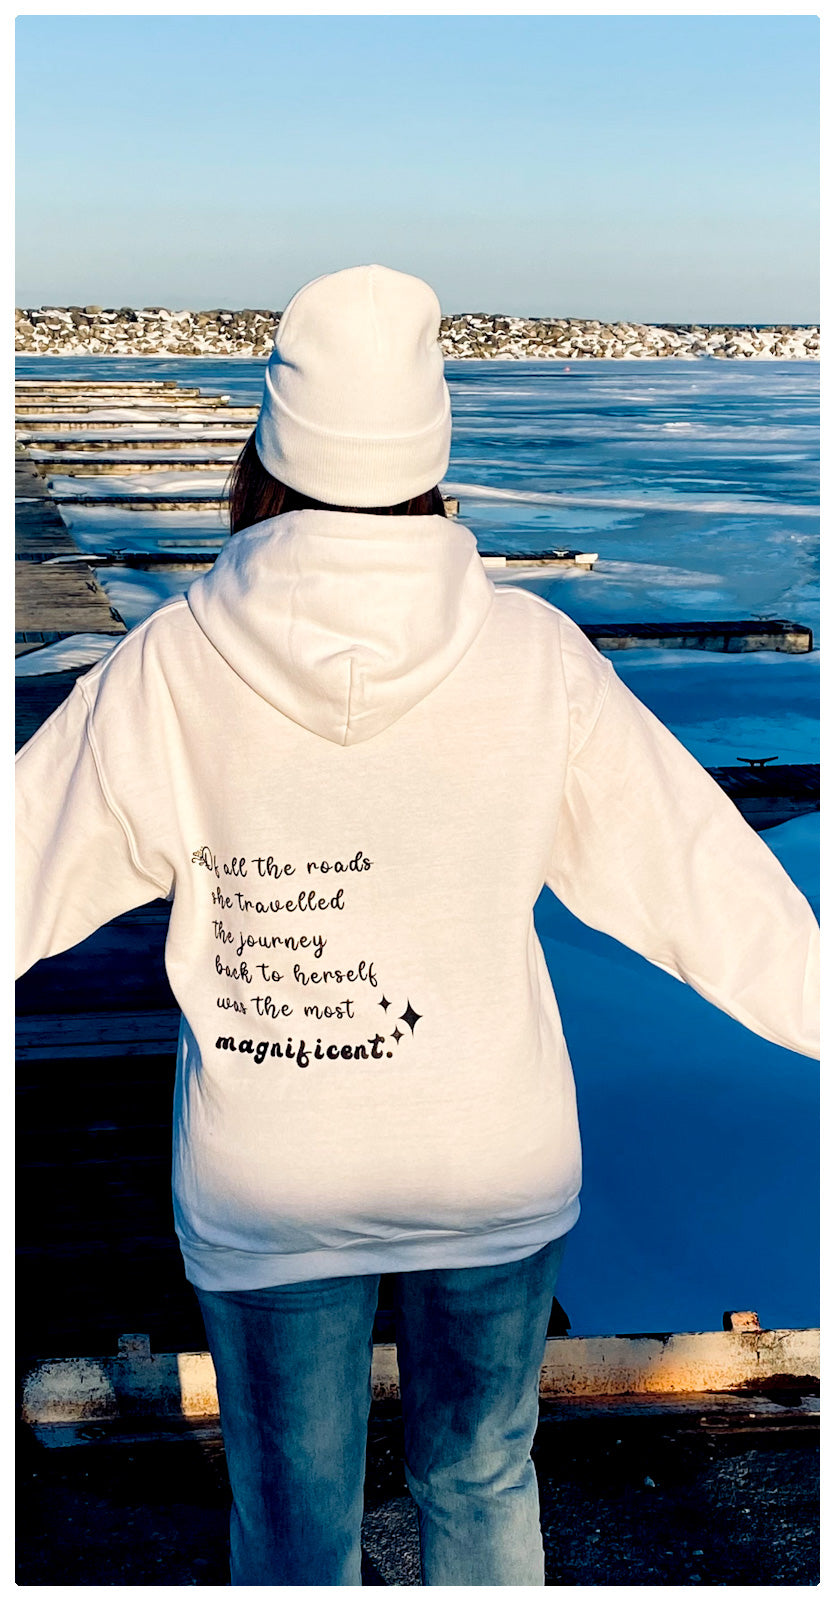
547;648;819;1059
16;681;172;980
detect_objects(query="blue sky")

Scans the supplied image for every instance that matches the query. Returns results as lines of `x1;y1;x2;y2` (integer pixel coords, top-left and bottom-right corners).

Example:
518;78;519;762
16;15;819;321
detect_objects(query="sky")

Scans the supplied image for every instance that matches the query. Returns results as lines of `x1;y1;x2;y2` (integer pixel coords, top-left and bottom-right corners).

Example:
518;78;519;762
15;14;819;322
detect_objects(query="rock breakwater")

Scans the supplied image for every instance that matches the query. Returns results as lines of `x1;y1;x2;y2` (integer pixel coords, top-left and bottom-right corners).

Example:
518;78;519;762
15;306;820;360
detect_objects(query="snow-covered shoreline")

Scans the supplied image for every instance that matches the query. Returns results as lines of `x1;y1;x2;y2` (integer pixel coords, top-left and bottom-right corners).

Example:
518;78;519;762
15;306;820;360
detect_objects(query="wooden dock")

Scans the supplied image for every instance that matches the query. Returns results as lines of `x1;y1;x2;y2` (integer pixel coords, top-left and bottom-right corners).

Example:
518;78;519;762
14;374;251;655
582;619;814;654
15;393;239;413
27;450;242;469
49;494;229;510
14;376;817;633
21;430;251;448
15;413;257;430
14;367;817;712
15;459;126;654
706;762;820;830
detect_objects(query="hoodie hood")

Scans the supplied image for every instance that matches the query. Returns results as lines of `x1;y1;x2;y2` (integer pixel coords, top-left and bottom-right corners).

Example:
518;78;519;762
187;510;494;746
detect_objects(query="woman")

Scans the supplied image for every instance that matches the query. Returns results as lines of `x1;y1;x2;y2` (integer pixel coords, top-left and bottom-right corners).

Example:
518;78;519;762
16;265;819;1586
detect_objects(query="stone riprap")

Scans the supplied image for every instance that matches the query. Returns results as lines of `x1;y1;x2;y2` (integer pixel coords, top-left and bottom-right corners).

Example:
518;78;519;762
15;306;820;359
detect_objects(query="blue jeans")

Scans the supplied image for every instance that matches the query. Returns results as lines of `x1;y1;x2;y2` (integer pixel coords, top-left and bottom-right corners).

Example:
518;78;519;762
195;1234;567;1586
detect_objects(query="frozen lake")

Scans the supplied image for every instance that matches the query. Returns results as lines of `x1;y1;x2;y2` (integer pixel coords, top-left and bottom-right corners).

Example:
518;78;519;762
16;355;820;1336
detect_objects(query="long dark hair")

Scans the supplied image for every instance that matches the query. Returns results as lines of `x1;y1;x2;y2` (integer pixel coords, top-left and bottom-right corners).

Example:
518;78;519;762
228;433;447;535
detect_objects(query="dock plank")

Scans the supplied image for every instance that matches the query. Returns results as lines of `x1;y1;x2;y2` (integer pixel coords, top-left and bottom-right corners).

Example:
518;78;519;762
16;409;257;429
21;429;250;446
16;458;127;653
15;562;126;638
15;394;233;413
15;501;79;560
48;495;229;509
16;1011;181;1059
582;619;814;654
16;378;186;388
15;458;54;500
28;452;239;472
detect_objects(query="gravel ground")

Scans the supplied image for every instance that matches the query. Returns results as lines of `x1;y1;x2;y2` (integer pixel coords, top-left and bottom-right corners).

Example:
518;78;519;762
16;1405;819;1586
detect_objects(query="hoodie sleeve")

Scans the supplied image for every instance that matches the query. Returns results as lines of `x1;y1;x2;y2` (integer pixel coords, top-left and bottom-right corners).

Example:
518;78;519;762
546;639;819;1060
15;680;172;980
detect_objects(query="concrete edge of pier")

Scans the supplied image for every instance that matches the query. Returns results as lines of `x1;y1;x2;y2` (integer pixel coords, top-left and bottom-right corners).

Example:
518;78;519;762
21;1323;820;1433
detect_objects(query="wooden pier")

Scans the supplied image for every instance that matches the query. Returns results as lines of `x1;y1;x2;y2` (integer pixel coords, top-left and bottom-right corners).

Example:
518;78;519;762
706;762;820;830
27;450;241;470
14;371;817;715
582;618;814;654
13;375;818;632
15;458;126;654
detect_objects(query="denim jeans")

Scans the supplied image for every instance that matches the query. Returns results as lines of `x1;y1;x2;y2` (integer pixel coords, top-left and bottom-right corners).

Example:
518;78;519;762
195;1233;567;1586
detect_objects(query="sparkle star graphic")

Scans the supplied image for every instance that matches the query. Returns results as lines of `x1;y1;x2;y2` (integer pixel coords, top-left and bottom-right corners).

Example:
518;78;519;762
399;1001;422;1033
378;996;391;1011
391;1027;403;1044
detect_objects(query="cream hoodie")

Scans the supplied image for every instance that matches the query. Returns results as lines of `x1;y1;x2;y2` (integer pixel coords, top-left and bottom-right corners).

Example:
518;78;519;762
15;511;820;1290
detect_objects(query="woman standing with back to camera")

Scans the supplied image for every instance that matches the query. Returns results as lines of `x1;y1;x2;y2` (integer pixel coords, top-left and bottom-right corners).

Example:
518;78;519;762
16;265;819;1586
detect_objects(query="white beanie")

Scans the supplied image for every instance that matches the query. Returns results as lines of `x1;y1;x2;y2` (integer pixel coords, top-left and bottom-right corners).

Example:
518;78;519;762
254;264;451;507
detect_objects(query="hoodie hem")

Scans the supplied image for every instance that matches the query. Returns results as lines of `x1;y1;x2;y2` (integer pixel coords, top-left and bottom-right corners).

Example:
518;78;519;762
179;1199;581;1291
